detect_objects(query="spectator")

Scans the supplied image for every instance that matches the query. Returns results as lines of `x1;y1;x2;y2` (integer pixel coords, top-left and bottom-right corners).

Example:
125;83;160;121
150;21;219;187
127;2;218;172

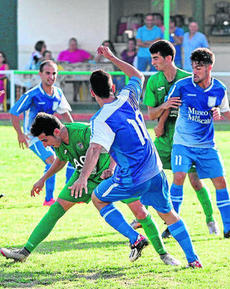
57;37;92;63
42;50;54;61
182;21;209;71
0;51;9;111
136;13;162;71
27;41;47;70
152;13;164;33
121;38;137;65
169;18;184;68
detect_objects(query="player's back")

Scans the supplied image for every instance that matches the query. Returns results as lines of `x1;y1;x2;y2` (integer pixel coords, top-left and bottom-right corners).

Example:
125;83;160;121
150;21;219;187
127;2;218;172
90;77;162;186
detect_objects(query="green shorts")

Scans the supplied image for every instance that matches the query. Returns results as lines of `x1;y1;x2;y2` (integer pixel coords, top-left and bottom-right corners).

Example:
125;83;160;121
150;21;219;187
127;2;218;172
58;171;100;203
58;171;143;204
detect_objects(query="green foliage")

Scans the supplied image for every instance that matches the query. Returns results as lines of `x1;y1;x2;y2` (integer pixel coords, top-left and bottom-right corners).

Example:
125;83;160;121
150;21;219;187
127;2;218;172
0;125;230;289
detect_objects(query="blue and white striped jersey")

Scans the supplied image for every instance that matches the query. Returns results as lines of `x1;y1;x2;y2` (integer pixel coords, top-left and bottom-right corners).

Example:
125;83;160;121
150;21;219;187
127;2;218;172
90;76;162;186
10;83;71;146
165;76;229;148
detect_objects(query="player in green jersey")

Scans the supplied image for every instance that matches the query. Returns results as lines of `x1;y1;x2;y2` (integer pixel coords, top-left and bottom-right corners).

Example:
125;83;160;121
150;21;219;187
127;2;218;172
0;112;180;265
143;40;219;238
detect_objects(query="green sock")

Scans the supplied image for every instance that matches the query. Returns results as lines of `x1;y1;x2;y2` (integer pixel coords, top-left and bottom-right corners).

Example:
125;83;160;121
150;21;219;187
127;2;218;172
25;202;66;252
195;187;214;223
138;214;166;255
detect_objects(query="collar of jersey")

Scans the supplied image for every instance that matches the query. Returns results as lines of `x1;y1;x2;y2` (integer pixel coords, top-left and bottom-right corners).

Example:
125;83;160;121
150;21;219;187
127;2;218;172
39;83;55;97
192;76;214;92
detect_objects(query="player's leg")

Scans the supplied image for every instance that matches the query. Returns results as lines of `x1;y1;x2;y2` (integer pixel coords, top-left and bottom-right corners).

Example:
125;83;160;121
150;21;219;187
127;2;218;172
196;147;230;238
0;171;92;262
30;141;56;205
65;162;75;183
124;199;180;265
188;169;219;234
140;171;202;268
211;176;230;238
92;179;148;262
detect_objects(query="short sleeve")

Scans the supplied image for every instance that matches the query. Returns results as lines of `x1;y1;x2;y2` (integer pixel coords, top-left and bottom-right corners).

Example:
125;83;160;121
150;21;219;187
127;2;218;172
219;90;230;113
9;93;32;116
90;118;115;152
56;89;72;114
165;82;181;101
143;76;157;107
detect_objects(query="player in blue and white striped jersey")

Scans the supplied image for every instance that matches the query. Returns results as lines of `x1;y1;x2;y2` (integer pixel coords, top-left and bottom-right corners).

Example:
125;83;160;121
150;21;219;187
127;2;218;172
165;48;230;238
10;60;74;206
69;45;201;267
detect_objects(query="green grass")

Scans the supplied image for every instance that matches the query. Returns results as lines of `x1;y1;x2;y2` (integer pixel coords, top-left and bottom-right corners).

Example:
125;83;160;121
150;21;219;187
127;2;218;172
0;124;230;289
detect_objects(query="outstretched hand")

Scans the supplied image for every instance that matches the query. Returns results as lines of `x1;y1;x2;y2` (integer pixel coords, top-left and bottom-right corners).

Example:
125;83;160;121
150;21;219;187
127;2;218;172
97;46;114;60
31;179;45;197
68;177;88;199
161;97;181;110
18;133;29;149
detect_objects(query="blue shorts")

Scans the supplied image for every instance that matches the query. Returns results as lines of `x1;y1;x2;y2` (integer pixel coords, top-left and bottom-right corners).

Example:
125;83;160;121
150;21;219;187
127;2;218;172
94;171;172;214
171;144;224;179
30;140;54;163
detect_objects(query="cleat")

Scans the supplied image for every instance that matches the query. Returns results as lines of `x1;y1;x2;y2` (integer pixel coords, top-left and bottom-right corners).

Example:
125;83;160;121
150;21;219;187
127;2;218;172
0;248;28;262
187;260;203;269
207;221;220;235
162;227;171;239
43;198;55;206
130;219;142;230
224;231;230;238
160;253;181;266
129;234;149;262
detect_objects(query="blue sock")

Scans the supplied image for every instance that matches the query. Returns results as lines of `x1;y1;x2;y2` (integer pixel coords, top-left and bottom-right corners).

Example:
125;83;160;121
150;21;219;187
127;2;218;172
44;163;55;201
65;162;75;184
216;188;230;233
100;204;139;244
168;219;198;263
170;184;183;214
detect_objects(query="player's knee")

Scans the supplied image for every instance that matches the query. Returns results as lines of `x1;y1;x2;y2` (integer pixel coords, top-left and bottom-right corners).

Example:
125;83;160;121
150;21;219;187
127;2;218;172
173;172;186;185
127;201;147;219
188;172;203;191
45;155;55;164
212;176;227;190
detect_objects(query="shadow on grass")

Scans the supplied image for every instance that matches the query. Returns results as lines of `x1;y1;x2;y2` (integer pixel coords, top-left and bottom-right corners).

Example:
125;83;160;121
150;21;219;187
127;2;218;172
0;266;128;288
10;232;126;255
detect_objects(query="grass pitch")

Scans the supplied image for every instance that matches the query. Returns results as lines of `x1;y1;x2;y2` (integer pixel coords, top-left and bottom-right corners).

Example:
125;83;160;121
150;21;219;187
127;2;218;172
0;123;230;289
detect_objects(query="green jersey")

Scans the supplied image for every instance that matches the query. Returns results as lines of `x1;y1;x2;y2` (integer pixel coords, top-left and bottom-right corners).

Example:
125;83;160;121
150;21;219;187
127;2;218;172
55;123;110;183
143;68;191;169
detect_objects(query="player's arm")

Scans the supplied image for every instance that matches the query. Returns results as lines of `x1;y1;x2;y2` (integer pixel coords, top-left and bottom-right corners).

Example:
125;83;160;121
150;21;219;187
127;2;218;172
101;156;117;180
154;109;171;138
10;114;29;149
56;90;74;123
31;157;67;197
68;143;102;198
61;111;73;123
97;45;144;81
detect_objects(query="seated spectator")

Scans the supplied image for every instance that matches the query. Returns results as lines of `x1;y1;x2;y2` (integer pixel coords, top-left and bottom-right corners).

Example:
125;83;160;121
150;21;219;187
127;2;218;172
0;51;9;111
57;37;92;63
169;17;184;68
27;40;47;70
121;38;137;65
95;40;117;63
42;50;54;61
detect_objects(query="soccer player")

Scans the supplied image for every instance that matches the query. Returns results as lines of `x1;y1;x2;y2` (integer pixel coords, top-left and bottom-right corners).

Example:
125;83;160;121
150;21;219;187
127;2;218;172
143;40;218;238
164;47;230;238
69;45;202;268
9;60;74;206
0;113;179;266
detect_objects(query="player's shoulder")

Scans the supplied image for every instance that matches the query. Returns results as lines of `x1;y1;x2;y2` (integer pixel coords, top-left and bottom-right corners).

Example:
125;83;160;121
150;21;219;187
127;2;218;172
176;68;191;78
66;122;89;131
174;75;192;86
23;84;40;97
148;71;164;83
212;78;227;90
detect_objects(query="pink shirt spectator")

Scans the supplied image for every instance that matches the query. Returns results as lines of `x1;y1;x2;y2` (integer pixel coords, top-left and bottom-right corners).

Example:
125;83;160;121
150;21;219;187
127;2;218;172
57;49;91;63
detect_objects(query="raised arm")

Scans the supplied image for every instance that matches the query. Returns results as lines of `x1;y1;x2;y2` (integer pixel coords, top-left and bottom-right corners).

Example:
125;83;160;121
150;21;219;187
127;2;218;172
97;46;144;82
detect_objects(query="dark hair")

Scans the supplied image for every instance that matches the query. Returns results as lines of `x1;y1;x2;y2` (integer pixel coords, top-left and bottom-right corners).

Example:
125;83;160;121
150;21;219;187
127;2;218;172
102;40;116;55
149;40;175;61
152;13;163;21
31;112;62;137
69;37;77;44
39;60;57;72
0;51;8;64
128;37;136;45
35;41;46;52
90;69;113;98
42;50;52;58
190;48;215;65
